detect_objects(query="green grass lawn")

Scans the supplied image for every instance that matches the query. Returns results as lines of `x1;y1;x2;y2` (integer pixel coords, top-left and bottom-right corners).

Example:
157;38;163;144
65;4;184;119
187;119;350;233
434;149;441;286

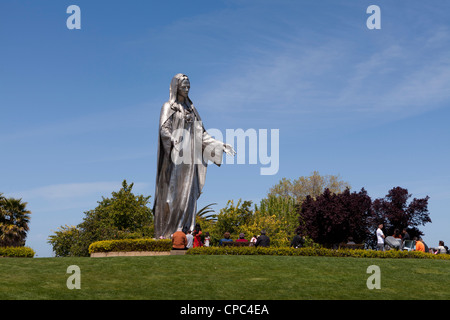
1;255;449;300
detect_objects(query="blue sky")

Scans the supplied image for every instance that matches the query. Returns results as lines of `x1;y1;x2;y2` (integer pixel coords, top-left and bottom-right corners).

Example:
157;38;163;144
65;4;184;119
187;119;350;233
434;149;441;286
1;0;449;257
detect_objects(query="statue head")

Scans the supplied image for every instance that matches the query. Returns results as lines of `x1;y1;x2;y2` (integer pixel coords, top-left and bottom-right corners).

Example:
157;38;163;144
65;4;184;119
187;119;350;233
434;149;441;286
169;73;191;105
178;78;190;100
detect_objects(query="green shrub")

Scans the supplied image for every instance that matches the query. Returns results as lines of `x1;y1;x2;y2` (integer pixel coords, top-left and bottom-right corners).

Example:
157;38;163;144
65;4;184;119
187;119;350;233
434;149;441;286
48;180;154;257
0;246;35;258
186;246;450;260
88;238;172;254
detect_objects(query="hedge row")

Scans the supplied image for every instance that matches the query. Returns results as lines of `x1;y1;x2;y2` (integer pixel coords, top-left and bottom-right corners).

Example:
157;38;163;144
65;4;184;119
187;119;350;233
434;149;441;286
88;238;172;254
186;246;450;260
0;246;35;258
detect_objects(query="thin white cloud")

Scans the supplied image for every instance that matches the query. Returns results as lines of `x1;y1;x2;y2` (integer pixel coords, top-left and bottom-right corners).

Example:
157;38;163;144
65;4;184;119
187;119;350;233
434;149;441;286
379;55;450;113
195;26;450;130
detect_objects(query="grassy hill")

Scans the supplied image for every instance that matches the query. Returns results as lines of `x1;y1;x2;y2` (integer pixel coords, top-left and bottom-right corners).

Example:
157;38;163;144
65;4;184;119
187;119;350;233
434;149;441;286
1;255;449;300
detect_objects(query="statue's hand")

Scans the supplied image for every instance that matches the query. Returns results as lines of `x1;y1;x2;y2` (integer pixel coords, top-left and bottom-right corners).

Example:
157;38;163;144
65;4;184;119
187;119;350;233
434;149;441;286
223;144;236;156
172;136;183;151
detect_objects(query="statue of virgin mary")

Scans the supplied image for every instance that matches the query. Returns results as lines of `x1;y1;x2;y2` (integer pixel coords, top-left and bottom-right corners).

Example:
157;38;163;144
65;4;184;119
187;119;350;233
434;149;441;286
153;74;235;239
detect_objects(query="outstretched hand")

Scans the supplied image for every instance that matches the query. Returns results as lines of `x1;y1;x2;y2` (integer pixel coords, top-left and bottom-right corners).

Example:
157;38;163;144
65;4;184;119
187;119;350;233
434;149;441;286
223;144;236;156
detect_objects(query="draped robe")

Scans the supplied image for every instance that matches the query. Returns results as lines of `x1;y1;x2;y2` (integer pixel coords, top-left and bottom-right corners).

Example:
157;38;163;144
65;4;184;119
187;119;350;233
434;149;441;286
153;75;224;239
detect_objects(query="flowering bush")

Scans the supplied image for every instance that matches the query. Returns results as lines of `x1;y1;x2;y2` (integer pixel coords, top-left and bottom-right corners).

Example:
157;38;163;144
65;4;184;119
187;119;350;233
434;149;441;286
0;246;35;258
186;246;450;260
89;238;172;254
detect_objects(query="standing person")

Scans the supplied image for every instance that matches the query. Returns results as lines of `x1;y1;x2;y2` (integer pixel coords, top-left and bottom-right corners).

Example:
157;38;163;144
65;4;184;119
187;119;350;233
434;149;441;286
255;230;270;248
204;232;211;247
193;223;203;248
172;228;188;250
376;224;385;251
186;230;194;249
402;228;410;241
401;228;411;250
193;230;203;247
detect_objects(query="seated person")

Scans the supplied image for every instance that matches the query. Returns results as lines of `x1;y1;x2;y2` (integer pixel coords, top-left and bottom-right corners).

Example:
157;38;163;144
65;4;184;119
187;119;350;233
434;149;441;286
290;230;305;248
219;232;233;246
236;233;248;242
255;230;270;248
414;237;425;252
172;228;188;250
432;241;447;254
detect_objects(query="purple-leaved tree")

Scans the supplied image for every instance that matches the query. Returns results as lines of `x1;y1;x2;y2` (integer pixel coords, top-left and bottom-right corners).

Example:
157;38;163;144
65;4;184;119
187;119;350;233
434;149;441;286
371;186;431;239
298;188;372;247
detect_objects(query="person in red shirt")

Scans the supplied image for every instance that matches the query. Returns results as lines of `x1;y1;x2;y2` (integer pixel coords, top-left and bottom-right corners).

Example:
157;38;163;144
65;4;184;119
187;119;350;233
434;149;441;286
193;223;203;248
236;233;248;243
193;230;203;247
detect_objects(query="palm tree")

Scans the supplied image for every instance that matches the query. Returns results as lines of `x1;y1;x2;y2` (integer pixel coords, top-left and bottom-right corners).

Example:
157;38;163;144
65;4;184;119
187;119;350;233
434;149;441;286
0;196;31;247
196;203;218;222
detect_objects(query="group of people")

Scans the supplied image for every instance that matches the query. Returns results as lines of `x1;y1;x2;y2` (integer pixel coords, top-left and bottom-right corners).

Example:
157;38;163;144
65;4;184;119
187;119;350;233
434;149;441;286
218;230;271;247
376;223;448;254
172;223;447;253
218;229;307;248
171;227;309;250
171;224;211;250
171;225;274;250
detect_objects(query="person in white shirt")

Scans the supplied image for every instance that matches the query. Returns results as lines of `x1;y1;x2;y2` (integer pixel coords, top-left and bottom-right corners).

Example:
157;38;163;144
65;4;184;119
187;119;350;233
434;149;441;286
433;240;447;254
186;230;194;249
204;232;211;247
376;224;385;251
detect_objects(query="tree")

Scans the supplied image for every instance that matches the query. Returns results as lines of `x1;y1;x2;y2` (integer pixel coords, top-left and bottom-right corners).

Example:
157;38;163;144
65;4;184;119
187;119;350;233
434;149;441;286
196;203;218;222
201;196;300;247
298;188;373;247
268;171;350;204
209;199;253;243
371;186;431;239
47;225;81;257
254;194;298;244
194;203;218;236
80;180;152;234
48;180;153;256
240;209;290;247
0;195;31;247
